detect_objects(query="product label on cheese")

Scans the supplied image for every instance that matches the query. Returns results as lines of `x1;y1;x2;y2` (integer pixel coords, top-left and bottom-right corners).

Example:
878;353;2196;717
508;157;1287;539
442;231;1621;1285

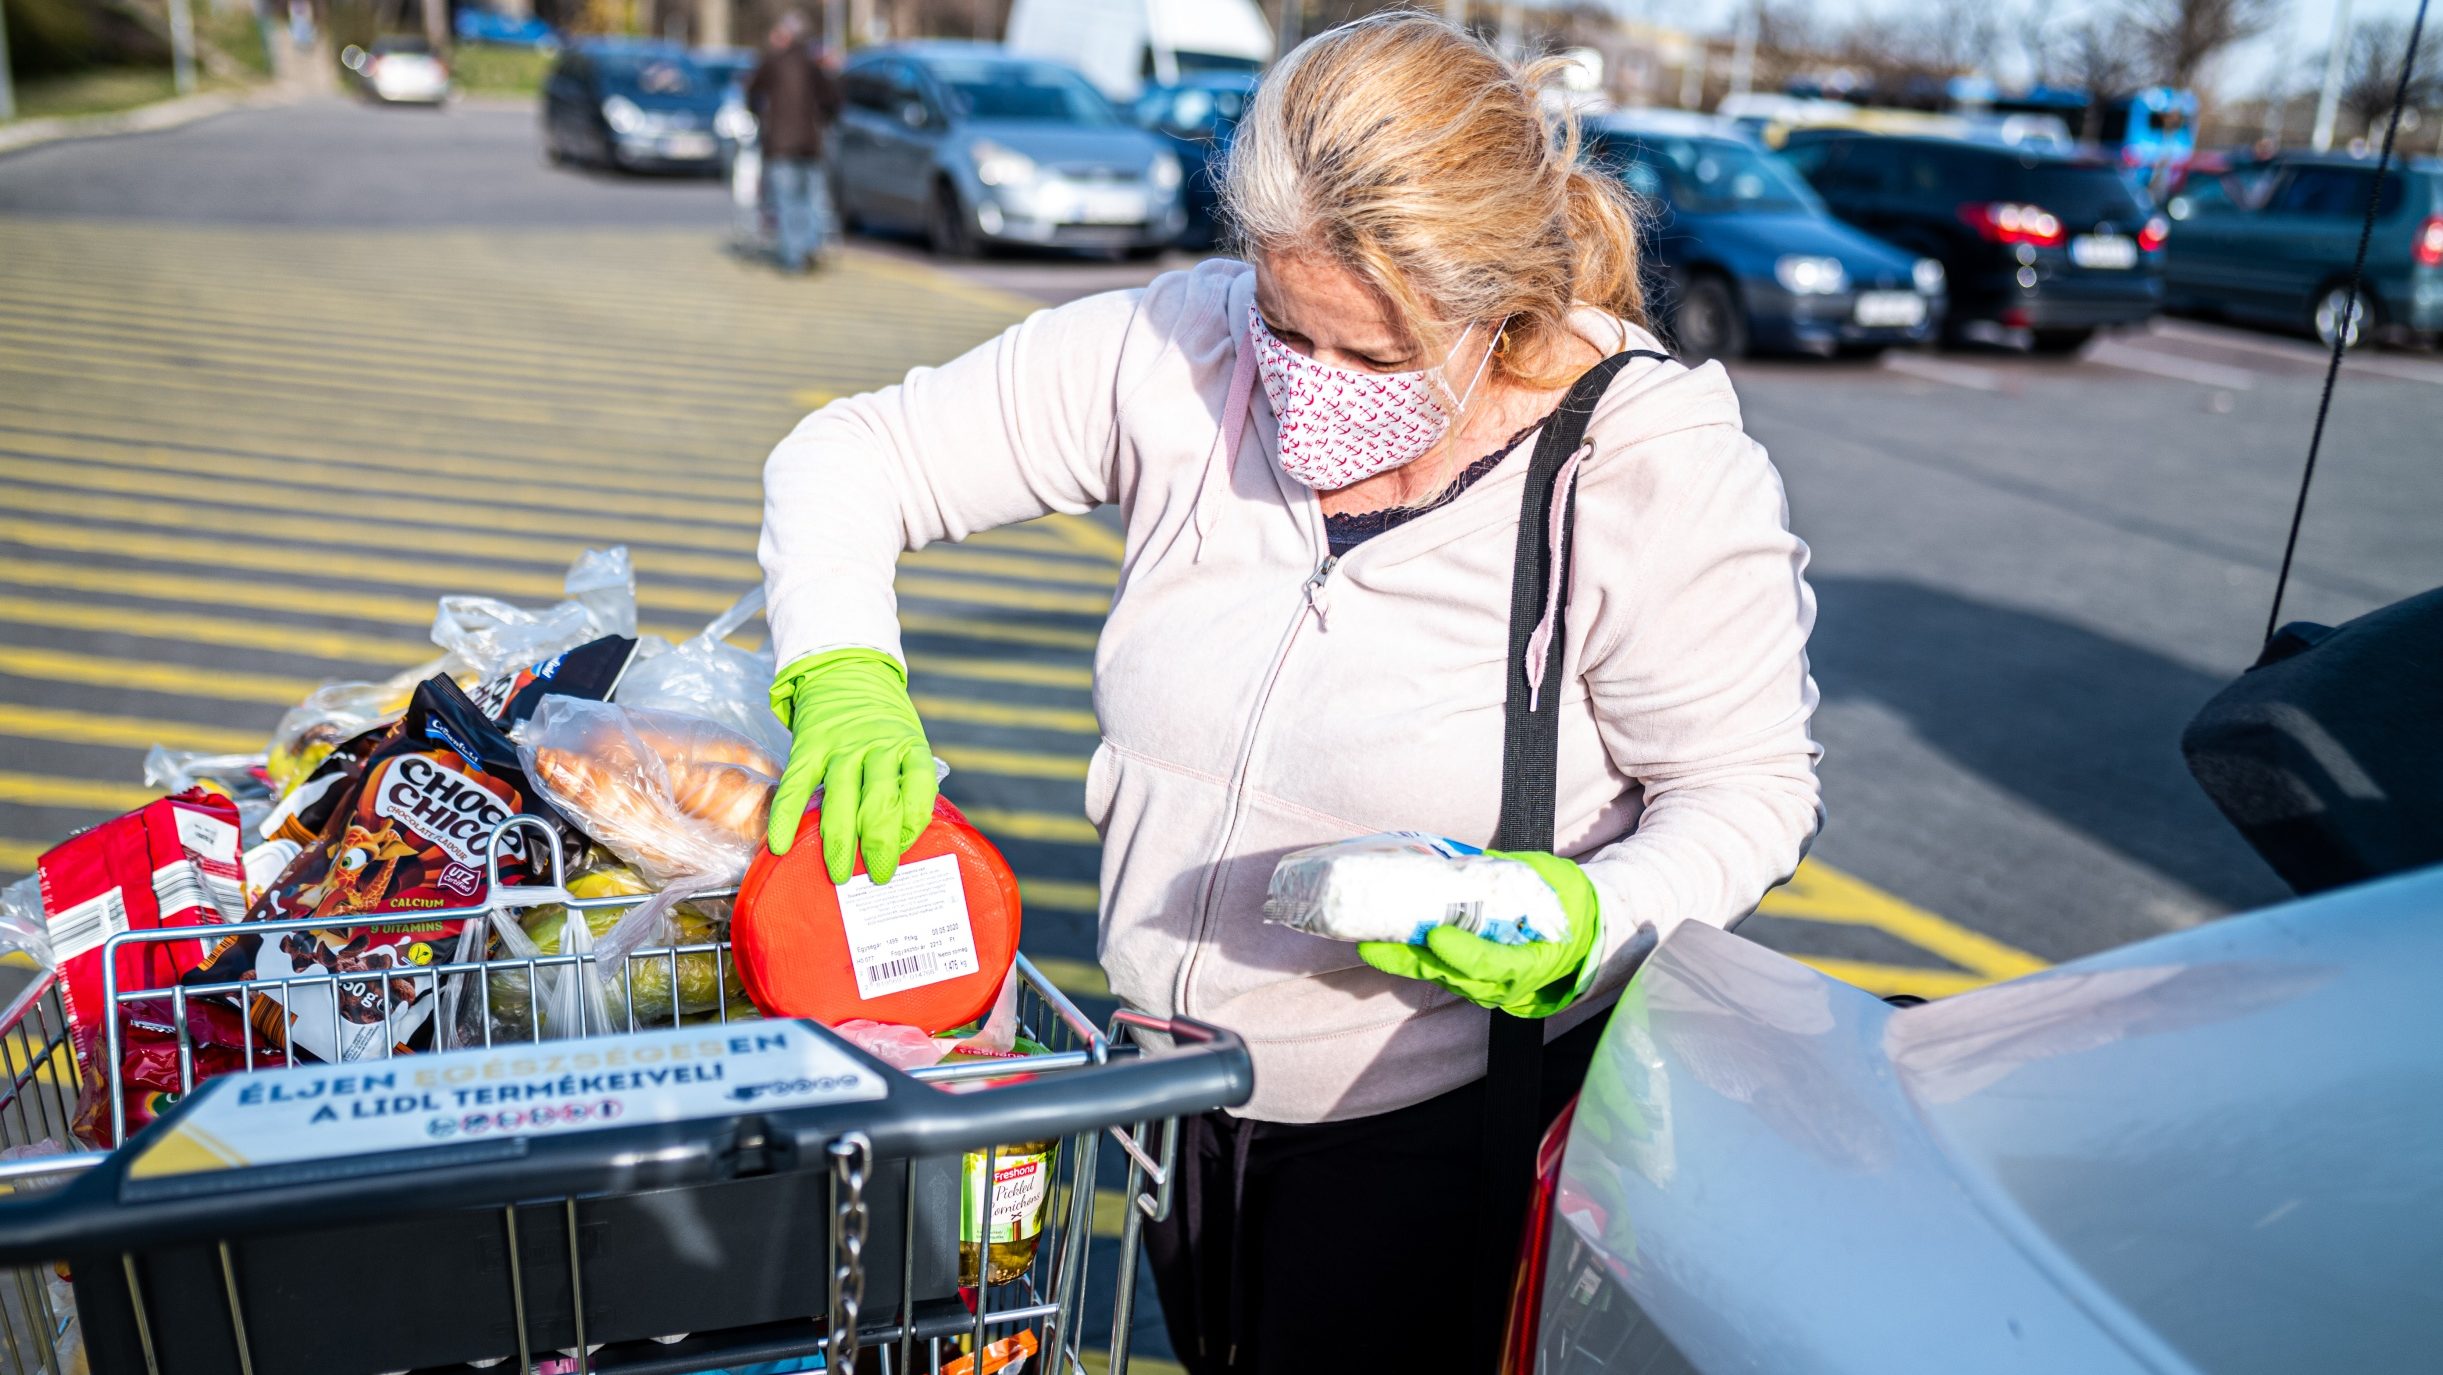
835;854;981;999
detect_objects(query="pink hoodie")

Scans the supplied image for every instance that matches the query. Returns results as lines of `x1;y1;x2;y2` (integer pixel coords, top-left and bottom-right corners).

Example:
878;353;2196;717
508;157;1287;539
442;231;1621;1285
761;259;1821;1122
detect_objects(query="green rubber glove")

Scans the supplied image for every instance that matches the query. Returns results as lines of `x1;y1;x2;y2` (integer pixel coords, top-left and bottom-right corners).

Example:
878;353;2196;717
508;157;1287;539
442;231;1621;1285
766;647;938;884
1357;850;1601;1018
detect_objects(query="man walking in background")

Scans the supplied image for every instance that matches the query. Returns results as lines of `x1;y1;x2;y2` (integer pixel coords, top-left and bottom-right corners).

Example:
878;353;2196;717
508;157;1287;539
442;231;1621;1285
747;12;843;273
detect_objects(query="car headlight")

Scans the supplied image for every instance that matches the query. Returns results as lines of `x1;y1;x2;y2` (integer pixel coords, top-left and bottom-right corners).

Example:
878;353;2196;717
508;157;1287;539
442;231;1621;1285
1773;255;1848;295
1149;151;1182;191
1913;257;1946;295
971;139;1037;188
715;103;755;141
602;95;646;136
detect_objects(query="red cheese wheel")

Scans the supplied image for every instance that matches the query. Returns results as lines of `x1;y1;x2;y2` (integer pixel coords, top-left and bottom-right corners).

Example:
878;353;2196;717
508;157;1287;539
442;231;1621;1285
733;795;1021;1033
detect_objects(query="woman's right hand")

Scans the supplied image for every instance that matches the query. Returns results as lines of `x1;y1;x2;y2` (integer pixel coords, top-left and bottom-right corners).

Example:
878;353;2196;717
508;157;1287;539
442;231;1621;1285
766;648;939;884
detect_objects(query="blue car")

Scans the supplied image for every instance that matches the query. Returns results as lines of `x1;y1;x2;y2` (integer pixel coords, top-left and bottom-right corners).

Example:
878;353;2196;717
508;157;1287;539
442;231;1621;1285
1584;113;1946;362
454;6;555;48
1131;73;1257;250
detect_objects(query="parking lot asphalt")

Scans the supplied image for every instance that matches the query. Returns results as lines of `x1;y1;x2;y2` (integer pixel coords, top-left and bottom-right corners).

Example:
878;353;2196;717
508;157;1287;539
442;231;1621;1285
2;98;2437;1005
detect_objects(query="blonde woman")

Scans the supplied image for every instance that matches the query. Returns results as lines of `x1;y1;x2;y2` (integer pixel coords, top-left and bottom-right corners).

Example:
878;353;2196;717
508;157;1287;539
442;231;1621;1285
758;13;1820;1370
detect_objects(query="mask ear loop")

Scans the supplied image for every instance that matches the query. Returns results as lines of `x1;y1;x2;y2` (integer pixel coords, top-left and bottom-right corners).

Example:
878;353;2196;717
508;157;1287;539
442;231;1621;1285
1439;316;1508;416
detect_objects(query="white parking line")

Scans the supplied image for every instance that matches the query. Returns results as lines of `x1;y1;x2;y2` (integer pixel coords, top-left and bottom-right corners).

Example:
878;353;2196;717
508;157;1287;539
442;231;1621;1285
2150;318;2443;386
2086;338;2259;389
1880;352;2007;391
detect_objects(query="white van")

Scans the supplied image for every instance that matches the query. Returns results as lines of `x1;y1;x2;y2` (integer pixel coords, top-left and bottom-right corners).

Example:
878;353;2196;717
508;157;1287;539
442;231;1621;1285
1004;0;1272;102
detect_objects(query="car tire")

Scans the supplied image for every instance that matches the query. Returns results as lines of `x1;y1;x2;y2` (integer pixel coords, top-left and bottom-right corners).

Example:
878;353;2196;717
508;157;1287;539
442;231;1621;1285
2029;328;2094;355
2311;282;2377;351
928;180;978;258
1670;275;1747;363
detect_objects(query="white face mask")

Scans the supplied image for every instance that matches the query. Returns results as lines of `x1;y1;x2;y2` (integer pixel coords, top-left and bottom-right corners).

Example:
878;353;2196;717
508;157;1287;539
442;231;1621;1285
1248;305;1501;491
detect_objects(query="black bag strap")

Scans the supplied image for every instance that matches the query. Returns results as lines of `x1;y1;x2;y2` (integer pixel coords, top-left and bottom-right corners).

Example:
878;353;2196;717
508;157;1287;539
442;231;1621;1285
1472;347;1664;1370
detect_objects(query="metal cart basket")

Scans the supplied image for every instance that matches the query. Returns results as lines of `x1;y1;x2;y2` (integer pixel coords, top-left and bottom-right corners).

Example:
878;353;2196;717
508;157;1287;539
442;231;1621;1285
0;818;1251;1375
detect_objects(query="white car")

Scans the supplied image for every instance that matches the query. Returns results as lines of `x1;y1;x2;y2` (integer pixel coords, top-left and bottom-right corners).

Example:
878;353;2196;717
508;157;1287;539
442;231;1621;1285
343;38;453;106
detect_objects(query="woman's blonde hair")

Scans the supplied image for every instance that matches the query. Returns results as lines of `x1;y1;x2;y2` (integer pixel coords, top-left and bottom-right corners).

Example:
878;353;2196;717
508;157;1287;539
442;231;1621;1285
1221;10;1643;388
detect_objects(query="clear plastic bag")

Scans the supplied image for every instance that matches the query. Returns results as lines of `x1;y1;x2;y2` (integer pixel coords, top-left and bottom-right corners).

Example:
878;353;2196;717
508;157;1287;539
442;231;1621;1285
144;747;276;835
263;662;430;796
612;586;790;762
0;874;51;970
430;546;638;686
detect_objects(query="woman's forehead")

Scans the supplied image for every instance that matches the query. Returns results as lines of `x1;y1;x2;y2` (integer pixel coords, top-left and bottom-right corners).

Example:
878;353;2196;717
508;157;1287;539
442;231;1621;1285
1253;252;1416;354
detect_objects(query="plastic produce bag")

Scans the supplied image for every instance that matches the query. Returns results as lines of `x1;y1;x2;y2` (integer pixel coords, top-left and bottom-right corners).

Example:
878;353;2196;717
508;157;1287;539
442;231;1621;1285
613;586;790;761
0;874;50;970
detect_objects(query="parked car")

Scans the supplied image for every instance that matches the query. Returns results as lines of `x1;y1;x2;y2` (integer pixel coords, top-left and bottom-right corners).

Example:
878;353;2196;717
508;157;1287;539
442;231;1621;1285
541;40;725;175
1005;0;1270;103
1782;131;2167;352
1584;113;1946;362
2162;153;2443;349
1515;863;2443;1373
1131;72;1256;250
340;37;451;106
831;43;1184;258
454;6;555;48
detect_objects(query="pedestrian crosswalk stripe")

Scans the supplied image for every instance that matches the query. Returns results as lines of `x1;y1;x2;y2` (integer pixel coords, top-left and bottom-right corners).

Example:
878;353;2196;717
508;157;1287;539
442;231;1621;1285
0;521;1118;619
0;594;433;667
935;745;1088;781
911;694;1097;735
0;769;161;811
955;806;1099;845
0;646;319;704
905;652;1093;692
1016;877;1100;914
900;612;1099;652
0;481;1118;594
0;703;261;754
0;839;43;875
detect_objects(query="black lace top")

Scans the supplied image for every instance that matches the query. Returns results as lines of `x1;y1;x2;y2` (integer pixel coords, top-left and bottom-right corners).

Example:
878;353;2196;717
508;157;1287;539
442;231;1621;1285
1321;417;1553;557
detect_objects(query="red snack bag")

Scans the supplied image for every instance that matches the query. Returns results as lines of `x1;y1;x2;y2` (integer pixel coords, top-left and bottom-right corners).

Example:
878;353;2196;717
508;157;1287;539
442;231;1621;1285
733;795;1021;1034
189;675;573;1064
36;790;246;1086
71;1027;280;1147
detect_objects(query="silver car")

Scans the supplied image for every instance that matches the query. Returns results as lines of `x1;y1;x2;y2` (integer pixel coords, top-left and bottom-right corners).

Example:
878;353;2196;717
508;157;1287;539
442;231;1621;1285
1517;866;2443;1372
831;42;1184;258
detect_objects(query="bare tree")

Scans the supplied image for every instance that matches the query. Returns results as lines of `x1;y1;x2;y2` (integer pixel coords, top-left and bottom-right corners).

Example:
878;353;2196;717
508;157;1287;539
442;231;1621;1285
2122;0;2275;89
2330;18;2438;138
2060;16;2144;140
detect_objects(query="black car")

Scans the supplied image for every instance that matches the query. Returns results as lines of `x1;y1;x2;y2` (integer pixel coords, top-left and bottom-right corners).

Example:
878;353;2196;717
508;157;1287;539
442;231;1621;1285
1781;132;2167;352
1584;113;1945;362
542;40;725;175
1131;73;1256;250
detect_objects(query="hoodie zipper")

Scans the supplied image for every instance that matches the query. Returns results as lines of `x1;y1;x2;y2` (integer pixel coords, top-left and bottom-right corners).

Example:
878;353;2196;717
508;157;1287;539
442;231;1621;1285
1173;552;1337;1017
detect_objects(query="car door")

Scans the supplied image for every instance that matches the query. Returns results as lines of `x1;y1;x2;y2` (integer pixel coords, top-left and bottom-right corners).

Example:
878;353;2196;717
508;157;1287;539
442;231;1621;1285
831;62;892;224
543;54;590;153
867;61;944;223
2246;165;2374;319
2162;171;2253;301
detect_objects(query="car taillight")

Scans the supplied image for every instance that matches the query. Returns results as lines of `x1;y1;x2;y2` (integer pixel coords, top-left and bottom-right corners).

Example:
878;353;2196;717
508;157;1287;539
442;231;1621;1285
2140;214;2169;251
2416;214;2443;267
1500;1095;1578;1375
1960;201;2066;248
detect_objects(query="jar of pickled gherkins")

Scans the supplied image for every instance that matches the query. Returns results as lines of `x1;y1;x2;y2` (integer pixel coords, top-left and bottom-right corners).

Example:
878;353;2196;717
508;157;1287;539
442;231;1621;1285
959;1137;1059;1287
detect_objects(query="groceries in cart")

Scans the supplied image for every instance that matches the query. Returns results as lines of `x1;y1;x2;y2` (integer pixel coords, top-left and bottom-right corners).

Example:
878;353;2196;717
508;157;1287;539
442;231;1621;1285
1263;830;1575;946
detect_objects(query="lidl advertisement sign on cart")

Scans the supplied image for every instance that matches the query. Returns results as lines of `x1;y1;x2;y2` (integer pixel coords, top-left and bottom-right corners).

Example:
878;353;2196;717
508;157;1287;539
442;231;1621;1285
127;1020;885;1185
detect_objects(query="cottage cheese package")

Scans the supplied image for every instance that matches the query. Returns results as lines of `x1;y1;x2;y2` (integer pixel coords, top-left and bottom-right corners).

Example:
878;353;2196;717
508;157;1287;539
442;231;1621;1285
1262;832;1571;947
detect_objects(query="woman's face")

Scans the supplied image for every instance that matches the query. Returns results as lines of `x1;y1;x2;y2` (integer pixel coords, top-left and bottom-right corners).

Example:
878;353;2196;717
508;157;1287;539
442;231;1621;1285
1250;250;1430;373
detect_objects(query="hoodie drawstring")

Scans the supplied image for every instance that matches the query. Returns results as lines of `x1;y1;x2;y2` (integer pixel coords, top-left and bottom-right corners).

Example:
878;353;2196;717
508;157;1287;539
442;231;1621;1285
1523;440;1592;714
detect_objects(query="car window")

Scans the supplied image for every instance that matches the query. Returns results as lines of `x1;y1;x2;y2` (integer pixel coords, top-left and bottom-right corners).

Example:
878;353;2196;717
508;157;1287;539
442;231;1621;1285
842;62;894;114
1610;136;1817;214
2015;162;2150;223
922;57;1116;126
2266;166;2406;218
1817;139;1897;194
596;53;706;97
1776;137;1836;180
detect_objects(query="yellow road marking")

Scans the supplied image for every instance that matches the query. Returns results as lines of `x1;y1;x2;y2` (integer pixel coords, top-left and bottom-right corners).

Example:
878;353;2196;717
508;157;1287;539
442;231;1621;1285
0;594;433;667
0;703;261;754
1048;513;1125;563
0;645;319;704
901;612;1099;652
0;520;1116;619
1024;953;1112;1001
913;694;1096;735
1794;957;1996;1001
1763;861;2048;980
0;770;160;811
936;745;1088;782
906;652;1094;692
0;839;44;874
958;806;1099;845
1017;876;1100;913
790;389;837;410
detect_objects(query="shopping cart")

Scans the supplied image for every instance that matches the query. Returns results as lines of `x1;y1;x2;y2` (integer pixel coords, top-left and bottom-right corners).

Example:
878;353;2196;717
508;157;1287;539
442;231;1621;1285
0;817;1250;1375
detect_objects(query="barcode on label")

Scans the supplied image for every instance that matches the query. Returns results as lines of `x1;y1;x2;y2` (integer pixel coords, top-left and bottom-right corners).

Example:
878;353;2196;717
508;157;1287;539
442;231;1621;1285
864;952;939;987
48;890;127;965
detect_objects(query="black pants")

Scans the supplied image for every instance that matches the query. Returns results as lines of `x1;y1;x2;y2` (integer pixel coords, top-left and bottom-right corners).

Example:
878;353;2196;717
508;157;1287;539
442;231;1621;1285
1142;1013;1606;1374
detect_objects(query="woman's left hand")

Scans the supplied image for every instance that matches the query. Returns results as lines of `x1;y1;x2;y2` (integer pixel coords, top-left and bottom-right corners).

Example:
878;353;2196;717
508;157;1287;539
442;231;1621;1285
1358;851;1600;1018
